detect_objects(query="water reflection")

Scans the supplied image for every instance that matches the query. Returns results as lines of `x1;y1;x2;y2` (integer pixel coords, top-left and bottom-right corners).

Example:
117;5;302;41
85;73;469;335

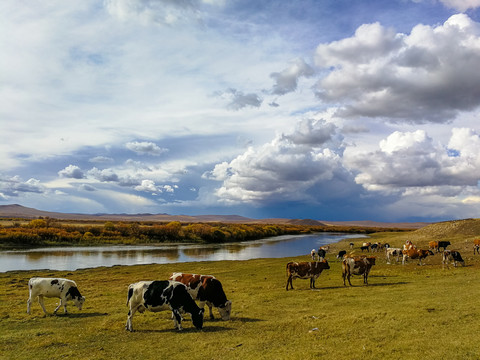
0;233;366;272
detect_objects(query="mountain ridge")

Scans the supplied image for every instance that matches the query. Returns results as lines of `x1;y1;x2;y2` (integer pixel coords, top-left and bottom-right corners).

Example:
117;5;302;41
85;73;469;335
0;204;428;229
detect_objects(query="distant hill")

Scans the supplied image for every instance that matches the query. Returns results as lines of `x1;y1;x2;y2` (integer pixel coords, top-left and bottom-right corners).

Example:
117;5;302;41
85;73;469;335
0;204;426;229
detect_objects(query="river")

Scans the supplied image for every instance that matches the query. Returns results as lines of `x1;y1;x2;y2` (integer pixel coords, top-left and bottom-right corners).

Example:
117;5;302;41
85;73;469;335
0;233;366;272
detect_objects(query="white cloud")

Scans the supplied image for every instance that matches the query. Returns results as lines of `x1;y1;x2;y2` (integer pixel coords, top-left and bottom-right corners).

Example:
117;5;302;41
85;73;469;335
58;165;85;179
314;14;480;123
216;88;263;110
126;141;168;156
0;175;46;197
270;58;315;95
438;0;480;11
209;119;348;203
344;128;480;192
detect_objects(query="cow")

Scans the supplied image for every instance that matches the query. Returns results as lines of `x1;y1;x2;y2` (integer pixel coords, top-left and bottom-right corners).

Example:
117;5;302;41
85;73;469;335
349;242;354;249
310;249;317;261
169;273;232;321
442;250;465;267
404;240;415;251
286;260;330;290
370;243;379;252
385;248;403;264
337;250;347;260
438;241;451;252
125;280;204;331
360;245;370;252
342;256;376;286
428;241;439;252
402;248;434;265
317;249;326;260
27;277;85;315
474;239;480;255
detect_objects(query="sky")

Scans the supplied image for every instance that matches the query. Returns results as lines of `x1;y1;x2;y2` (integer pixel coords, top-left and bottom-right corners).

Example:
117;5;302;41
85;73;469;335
2;0;480;222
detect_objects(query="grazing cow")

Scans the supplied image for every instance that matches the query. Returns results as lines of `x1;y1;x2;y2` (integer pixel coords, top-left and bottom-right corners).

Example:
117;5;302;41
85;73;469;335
438;241;451;252
428;241;439;252
442;250;465;267
169;273;232;320
126;280;204;331
370;243;379;252
360;245;370;252
402;248;434;265
317;249;326;260
342;256;376;286
319;245;329;253
474;239;480;255
384;243;390;249
286;260;330;290
337;250;347;260
310;249;317;261
349;242;354;249
27;277;85;315
385;248;403;264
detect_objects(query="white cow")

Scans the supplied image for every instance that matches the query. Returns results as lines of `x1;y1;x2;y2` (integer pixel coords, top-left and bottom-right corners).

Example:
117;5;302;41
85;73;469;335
385;248;403;264
310;249;318;261
27;277;85;315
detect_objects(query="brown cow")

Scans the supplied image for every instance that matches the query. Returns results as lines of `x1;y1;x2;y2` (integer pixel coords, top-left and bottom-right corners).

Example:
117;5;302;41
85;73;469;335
402;248;434;265
169;273;232;320
474;239;480;255
428;241;439;252
286;260;330;290
342;256;376;286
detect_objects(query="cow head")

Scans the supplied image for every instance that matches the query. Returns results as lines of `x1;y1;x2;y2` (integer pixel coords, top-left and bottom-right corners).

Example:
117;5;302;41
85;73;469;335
428;250;435;256
73;296;86;311
322;259;330;269
192;308;204;330
218;300;232;321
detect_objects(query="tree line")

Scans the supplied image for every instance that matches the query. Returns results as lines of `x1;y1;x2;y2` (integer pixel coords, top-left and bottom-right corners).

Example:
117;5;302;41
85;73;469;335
0;217;411;247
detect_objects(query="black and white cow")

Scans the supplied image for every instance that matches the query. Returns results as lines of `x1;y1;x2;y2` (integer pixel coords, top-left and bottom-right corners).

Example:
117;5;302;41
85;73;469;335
442;250;465;267
27;277;85;315
336;250;347;260
125;280;204;331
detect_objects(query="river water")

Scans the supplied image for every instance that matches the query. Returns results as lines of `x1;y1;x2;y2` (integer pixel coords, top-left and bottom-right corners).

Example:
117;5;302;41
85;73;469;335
0;233;366;272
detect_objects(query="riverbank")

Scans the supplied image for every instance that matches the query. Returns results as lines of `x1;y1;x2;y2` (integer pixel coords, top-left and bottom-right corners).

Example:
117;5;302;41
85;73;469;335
2;233;479;359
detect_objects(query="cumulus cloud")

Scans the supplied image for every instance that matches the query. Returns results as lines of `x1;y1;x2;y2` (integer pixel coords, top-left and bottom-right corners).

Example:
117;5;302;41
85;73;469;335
314;14;480;123
135;179;158;193
344;128;480;193
208;119;350;203
58;165;85;179
270;58;315;95
216;88;263;110
0;176;45;197
87;167;120;182
126;141;168;156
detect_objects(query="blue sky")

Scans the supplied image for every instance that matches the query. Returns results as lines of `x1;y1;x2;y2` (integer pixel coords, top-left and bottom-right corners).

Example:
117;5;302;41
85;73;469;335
2;0;480;222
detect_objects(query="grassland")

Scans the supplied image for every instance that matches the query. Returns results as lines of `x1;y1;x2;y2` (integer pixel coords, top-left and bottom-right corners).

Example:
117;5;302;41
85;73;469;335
1;224;480;359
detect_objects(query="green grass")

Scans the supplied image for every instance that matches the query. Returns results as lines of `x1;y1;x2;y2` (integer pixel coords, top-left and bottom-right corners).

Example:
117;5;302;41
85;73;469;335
2;232;480;359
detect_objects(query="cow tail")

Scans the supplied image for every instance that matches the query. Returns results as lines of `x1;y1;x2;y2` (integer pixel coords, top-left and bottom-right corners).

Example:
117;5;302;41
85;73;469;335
126;286;134;306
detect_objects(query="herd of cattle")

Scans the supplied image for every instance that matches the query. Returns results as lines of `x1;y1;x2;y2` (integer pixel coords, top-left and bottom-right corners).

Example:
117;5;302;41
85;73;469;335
287;238;479;290
27;272;232;331
25;238;480;331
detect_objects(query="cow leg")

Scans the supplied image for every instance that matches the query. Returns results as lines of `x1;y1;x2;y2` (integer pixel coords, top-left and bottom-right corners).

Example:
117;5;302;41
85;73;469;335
54;298;67;314
172;309;183;331
286;276;293;290
125;306;138;332
348;274;353;286
310;277;315;289
27;295;33;315
38;295;48;315
198;300;213;319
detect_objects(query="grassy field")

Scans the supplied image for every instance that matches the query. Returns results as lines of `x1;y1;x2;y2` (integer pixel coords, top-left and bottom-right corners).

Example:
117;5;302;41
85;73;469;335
1;231;480;359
